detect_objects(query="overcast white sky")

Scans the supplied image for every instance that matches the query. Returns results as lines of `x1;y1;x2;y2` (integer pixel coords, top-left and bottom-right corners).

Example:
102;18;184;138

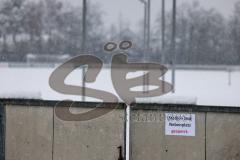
63;0;239;29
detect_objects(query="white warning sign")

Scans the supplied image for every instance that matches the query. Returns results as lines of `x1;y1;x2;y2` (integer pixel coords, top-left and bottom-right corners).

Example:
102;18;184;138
165;113;195;136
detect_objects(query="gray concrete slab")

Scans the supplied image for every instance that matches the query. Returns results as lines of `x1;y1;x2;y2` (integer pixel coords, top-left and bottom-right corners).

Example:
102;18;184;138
130;110;205;160
53;107;125;160
206;113;240;160
5;105;53;160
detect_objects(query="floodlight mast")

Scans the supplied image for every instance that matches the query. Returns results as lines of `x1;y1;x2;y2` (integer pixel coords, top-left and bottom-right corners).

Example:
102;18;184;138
171;0;177;93
138;0;147;52
82;0;87;101
161;0;166;93
138;0;150;55
138;0;151;93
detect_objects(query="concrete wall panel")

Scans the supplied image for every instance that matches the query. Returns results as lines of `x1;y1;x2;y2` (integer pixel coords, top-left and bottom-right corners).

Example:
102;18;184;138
206;113;240;160
54;107;125;160
5;105;53;160
130;110;205;160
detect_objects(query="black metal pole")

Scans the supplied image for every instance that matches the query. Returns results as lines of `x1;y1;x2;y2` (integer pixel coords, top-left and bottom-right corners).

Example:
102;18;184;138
161;0;165;62
144;0;151;93
171;0;176;93
82;0;87;52
144;2;147;51
161;0;166;93
139;0;148;93
82;0;87;101
147;0;151;52
138;0;148;57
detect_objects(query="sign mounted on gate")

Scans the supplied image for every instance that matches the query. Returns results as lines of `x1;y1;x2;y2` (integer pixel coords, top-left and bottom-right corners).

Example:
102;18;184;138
165;113;195;136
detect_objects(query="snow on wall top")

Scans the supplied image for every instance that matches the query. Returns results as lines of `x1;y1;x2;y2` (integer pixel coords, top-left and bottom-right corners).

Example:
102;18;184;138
136;95;197;105
0;91;42;100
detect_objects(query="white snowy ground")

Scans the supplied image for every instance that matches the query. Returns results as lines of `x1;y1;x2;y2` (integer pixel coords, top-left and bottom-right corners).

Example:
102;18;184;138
0;65;239;107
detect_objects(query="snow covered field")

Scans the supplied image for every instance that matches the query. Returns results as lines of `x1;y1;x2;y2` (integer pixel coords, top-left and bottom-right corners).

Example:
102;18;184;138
0;65;239;107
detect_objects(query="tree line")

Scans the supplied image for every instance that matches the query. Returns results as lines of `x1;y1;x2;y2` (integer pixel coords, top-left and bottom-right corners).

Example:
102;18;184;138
0;0;240;65
0;0;105;62
153;1;240;65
